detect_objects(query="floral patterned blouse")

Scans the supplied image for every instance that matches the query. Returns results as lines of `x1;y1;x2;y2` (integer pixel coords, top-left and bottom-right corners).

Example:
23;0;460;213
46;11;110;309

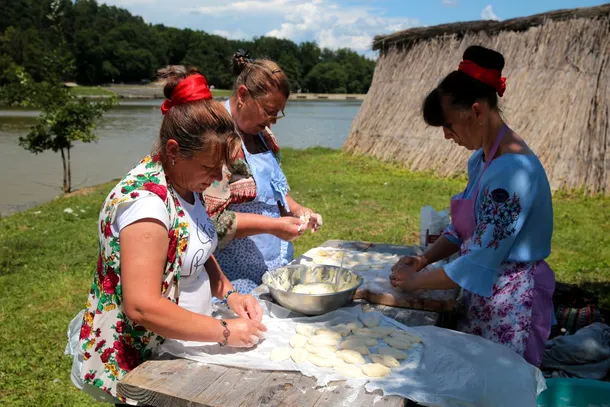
79;154;193;403
204;126;281;248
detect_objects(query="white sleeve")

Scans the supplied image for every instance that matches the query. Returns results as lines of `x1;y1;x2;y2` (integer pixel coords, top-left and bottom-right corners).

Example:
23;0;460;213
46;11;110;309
111;196;171;235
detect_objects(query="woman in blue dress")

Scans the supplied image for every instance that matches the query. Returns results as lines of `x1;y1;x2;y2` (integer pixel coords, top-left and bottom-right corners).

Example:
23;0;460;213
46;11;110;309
204;50;322;294
390;46;555;366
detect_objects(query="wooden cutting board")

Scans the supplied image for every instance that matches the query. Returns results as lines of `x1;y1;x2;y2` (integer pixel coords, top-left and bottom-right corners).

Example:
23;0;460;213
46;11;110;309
352;267;459;312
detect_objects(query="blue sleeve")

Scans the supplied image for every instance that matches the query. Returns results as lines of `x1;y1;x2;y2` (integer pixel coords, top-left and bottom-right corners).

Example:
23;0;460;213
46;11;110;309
444;163;536;296
442;223;462;246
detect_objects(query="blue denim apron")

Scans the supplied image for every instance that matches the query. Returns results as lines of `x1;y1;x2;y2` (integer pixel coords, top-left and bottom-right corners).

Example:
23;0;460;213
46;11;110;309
214;100;293;294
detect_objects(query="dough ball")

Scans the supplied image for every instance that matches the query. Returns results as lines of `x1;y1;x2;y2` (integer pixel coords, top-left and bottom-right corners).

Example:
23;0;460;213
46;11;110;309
359;314;381;328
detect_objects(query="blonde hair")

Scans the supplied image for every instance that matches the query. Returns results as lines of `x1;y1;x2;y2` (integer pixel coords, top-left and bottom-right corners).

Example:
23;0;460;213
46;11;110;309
232;51;290;99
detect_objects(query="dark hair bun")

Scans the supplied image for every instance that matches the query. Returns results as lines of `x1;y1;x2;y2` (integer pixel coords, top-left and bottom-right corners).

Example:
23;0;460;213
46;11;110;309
157;65;202;100
463;46;505;71
231;49;252;77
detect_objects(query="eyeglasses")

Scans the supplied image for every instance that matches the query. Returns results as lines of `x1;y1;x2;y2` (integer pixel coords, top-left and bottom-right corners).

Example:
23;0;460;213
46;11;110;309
249;92;285;122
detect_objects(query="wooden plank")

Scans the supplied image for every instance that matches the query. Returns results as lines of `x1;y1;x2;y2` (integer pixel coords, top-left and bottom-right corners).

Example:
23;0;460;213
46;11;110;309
118;359;229;407
314;382;404;407
240;371;323;407
192;367;272;406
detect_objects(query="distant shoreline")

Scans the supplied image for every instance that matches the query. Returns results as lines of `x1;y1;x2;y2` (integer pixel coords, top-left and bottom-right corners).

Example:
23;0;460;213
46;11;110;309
72;85;366;101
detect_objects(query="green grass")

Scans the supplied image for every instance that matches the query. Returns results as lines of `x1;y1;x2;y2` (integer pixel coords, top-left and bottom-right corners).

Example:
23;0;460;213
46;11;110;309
1;148;608;406
70;86;116;97
212;88;233;97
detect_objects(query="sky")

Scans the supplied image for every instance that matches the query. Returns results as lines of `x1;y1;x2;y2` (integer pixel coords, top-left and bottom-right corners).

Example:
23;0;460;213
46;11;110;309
97;0;608;56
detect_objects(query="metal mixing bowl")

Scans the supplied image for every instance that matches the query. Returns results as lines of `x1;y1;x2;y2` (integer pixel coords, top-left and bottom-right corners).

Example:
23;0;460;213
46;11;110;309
262;264;363;316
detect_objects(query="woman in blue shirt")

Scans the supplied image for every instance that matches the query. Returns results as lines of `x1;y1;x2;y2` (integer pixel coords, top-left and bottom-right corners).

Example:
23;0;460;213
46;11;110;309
390;46;555;366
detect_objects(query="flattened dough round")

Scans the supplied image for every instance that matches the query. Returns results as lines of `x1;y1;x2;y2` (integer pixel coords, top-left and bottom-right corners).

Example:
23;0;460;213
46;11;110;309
362;363;392;378
370;354;400;368
353;328;387;339
384;337;413;350
331;324;351;337
340;337;377;348
308;335;339;347
270;347;291;362
290;334;308;348
306;344;337;354
314;328;342;340
378;347;408;360
334;360;365;378
336;349;365;365
296;323;316;337
360;314;381;328
309;353;337;367
291;348;309;364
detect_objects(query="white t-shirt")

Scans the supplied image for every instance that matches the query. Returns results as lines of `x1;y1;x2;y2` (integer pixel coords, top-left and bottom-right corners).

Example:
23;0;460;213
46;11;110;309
113;193;218;316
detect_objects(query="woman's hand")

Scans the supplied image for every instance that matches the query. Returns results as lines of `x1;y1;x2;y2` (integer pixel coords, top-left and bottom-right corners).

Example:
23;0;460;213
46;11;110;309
273;216;306;241
390;256;424;291
225;318;267;348
292;206;323;233
226;293;264;322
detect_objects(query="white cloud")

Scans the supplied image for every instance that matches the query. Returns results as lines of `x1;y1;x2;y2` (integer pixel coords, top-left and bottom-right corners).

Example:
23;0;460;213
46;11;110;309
481;5;500;21
192;0;419;53
98;0;420;55
441;0;458;6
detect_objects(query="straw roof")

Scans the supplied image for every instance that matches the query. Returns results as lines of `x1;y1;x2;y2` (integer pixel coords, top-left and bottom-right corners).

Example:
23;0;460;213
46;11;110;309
344;4;610;195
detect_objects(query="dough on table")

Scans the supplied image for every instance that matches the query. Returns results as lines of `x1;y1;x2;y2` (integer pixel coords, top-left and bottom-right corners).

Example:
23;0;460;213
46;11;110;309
309;353;337;368
370;354;400;368
336;349;365;365
369;326;397;336
384;337;413;350
295;323;316;337
378;347;408;360
308;335;339;347
290;334;308;348
340;337;377;348
331;324;351;337
270;347;292;362
291;348;309;364
334;360;365;378
346;321;364;332
390;331;423;343
314;328;342;340
353;328;387;339
360;314;381;328
362;363;392;378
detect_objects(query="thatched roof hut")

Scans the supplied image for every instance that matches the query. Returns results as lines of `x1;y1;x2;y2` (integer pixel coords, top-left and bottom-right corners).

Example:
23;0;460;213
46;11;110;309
343;4;610;195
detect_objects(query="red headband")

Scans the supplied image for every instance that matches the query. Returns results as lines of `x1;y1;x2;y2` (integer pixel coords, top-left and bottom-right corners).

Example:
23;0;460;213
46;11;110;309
161;74;213;115
458;60;506;97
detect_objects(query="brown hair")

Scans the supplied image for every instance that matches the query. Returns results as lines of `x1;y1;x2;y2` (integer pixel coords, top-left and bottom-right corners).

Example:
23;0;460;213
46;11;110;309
156;65;240;166
231;51;290;99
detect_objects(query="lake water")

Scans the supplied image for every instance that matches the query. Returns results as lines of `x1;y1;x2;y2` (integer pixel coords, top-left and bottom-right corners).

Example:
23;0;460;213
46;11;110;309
0;99;362;216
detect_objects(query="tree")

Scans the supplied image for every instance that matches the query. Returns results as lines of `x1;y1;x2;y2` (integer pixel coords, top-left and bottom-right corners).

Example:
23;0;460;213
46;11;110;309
304;62;348;93
3;0;118;193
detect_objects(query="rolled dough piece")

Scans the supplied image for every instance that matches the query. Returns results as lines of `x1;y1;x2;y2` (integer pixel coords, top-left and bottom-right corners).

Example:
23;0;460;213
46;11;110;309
309;353;337;368
305;344;337;354
334;360;365;378
360;314;381;328
291;348;309;364
384;337;413;350
336;349;365;365
270;347;291;362
346;321;364;332
314;328;342;340
353;328;387;339
308;335;339;347
390;331;423;343
290;334;308;348
370;354;400;368
331;324;351;337
362;363;392;378
369;326;396;335
340;337;377;348
296;323;316;337
378;347;408;360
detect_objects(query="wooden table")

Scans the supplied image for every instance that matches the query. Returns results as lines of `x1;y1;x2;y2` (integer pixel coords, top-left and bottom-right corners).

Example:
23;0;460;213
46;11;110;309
118;241;440;406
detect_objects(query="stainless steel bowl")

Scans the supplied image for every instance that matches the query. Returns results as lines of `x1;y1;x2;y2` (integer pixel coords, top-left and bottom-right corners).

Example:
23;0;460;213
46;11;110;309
262;264;363;316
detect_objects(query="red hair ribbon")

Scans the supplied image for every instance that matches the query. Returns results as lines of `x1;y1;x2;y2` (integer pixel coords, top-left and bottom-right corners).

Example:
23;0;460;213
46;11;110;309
458;60;506;97
161;74;213;115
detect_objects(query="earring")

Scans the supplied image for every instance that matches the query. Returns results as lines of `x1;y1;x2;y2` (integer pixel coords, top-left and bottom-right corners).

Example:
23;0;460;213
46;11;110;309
172;159;175;166
479;121;482;125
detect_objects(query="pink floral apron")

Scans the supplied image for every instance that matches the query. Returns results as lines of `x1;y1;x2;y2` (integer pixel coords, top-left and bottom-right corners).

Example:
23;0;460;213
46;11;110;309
451;125;555;366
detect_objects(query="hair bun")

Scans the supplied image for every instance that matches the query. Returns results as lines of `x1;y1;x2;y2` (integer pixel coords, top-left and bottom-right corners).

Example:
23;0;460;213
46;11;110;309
463;45;504;71
232;49;253;76
157;66;203;100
